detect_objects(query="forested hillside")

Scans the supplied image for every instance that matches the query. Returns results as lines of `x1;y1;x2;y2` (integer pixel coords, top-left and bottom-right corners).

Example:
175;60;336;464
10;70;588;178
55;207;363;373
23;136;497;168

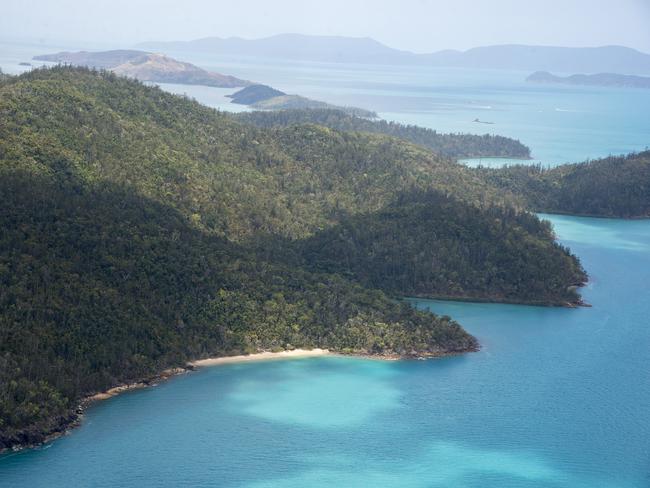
0;172;477;450
234;108;531;159
479;152;650;218
297;190;585;305
0;67;586;450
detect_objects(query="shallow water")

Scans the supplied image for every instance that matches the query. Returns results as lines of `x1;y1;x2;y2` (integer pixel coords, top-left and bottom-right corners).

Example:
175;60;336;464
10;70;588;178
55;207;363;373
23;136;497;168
1;214;650;487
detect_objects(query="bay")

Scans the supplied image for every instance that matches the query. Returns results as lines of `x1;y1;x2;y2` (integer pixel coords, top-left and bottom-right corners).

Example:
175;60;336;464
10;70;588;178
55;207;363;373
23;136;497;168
1;214;649;487
1;40;650;487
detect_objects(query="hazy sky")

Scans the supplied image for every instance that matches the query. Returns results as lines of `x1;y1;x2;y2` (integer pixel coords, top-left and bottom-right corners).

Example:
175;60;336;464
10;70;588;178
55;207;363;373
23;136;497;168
2;0;650;53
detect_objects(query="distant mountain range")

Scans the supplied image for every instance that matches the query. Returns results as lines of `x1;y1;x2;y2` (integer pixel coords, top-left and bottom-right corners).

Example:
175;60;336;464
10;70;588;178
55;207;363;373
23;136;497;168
526;71;650;89
33;50;251;88
138;34;650;74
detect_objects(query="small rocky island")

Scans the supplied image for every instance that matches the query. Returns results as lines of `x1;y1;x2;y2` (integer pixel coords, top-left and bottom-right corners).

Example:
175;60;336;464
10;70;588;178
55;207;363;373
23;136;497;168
227;84;376;117
526;71;650;89
34;49;251;88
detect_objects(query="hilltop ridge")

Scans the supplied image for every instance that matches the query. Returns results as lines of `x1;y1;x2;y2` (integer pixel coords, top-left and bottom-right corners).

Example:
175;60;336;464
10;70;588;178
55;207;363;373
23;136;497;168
34;49;251;87
138;35;650;74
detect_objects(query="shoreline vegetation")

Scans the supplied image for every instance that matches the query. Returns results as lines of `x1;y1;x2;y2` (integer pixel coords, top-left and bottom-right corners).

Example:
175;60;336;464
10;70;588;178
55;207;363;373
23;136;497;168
404;289;590;308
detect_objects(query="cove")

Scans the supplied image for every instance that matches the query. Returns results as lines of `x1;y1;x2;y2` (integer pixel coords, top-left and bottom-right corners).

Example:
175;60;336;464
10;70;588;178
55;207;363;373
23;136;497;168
1;214;649;487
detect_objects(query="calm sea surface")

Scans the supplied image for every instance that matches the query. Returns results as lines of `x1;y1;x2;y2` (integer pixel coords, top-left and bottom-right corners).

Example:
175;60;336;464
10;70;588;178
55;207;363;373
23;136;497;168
1;40;650;487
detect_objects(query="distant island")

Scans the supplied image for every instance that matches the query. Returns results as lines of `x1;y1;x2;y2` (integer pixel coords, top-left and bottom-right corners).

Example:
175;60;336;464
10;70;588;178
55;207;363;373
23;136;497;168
138;34;650;74
34;50;375;115
526;71;650;89
227;84;285;104
227;84;376;117
33;49;251;88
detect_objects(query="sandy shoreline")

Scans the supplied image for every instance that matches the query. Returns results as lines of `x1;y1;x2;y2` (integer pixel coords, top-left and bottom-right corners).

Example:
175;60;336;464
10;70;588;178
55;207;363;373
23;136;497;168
189;348;331;367
1;349;334;453
85;349;330;403
2;348;452;453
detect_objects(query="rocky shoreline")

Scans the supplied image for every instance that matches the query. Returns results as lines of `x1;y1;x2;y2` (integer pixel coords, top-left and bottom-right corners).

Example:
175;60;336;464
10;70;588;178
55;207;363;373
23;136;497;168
0;366;194;454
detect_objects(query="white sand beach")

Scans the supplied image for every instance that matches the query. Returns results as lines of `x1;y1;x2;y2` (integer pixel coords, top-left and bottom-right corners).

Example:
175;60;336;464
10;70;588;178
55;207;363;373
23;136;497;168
189;348;330;367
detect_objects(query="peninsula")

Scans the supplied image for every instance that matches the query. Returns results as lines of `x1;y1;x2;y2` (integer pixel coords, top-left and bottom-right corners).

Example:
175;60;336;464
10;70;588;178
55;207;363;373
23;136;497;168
526;71;650;89
33;49;251;88
227;84;376;117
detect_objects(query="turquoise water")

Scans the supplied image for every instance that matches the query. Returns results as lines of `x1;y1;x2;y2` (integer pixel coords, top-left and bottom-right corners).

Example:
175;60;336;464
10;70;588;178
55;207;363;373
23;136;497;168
1;40;650;486
2;214;650;486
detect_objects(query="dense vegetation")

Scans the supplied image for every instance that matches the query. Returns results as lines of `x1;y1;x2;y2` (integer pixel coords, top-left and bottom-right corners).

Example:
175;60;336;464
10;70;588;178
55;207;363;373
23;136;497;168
0;173;477;449
235;108;531;159
296;190;585;304
479;152;650;217
0;67;585;449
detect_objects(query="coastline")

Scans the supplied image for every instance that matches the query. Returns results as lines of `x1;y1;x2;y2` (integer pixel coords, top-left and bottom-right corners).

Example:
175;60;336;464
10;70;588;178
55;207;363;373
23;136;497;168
189;348;331;367
84;348;331;400
83;349;331;403
1;348;331;454
1;346;471;454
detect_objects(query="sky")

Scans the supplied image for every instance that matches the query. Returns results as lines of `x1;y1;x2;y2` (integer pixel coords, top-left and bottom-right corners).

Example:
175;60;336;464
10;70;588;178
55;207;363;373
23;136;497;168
2;0;650;53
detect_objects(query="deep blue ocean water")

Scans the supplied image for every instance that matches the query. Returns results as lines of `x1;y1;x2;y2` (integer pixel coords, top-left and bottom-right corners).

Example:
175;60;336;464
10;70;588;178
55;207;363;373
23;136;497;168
1;40;650;487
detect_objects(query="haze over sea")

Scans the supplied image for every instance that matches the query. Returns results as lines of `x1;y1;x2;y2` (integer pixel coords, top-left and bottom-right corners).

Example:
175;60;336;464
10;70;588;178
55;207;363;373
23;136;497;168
1;40;649;166
1;40;650;487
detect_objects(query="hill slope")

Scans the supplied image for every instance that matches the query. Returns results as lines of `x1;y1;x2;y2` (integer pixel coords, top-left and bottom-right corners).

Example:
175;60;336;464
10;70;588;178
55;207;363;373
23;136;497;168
478;152;650;218
235;108;531;159
34;50;251;87
0;67;587;450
